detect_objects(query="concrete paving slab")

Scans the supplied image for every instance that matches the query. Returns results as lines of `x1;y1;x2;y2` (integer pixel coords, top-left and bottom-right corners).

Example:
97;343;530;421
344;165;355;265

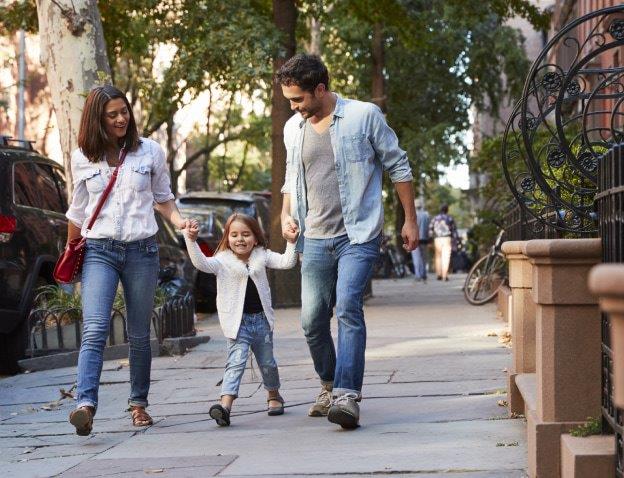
61;455;238;477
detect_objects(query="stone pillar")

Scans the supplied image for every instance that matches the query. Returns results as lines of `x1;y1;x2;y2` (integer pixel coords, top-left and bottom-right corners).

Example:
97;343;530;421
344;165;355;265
523;238;602;478
501;240;536;417
589;264;624;408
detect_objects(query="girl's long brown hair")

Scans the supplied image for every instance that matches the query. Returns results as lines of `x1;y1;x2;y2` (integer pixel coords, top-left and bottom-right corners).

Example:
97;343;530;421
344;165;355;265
216;213;267;253
77;85;140;162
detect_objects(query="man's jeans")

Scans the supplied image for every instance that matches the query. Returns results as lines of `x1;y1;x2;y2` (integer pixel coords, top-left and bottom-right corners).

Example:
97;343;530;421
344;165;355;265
75;236;159;411
411;242;428;280
301;233;380;397
221;312;280;397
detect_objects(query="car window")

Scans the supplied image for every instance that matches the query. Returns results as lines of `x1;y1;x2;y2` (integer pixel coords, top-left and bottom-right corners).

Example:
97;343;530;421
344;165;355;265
32;163;65;213
13;162;40;208
51;166;68;209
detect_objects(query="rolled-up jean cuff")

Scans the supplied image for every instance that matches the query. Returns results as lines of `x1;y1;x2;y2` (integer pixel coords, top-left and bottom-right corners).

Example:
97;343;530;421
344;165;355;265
220;392;239;398
128;399;148;408
76;401;96;411
332;388;362;400
263;384;280;392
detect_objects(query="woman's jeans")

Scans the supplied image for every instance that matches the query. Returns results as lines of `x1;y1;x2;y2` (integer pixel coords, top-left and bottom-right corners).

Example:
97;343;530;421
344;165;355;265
221;312;280;397
75;235;159;411
301;233;380;398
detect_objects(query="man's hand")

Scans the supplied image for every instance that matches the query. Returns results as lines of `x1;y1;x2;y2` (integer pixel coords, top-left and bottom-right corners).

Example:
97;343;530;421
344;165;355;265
401;220;419;252
282;215;299;243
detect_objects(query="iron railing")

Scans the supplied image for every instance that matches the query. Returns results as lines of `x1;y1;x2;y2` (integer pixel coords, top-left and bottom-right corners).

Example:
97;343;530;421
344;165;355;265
26;293;195;358
597;144;624;477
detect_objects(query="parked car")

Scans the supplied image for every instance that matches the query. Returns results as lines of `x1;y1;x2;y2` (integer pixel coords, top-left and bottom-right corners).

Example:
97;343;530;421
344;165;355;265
176;191;272;311
0;136;195;374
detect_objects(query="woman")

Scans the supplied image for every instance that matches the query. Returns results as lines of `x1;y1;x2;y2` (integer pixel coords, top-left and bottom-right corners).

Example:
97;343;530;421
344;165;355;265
65;85;191;435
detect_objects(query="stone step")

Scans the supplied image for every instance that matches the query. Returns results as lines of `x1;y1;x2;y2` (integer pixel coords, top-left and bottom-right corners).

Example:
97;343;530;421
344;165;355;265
515;372;537;414
560;434;615;478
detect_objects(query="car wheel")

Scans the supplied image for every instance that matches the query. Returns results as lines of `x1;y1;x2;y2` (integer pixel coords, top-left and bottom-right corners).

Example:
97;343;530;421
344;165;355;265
0;315;29;375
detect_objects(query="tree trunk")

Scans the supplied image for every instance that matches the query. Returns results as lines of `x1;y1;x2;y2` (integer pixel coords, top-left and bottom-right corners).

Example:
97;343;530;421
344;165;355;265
269;0;300;309
35;0;111;192
270;0;297;251
371;23;386;113
306;16;322;55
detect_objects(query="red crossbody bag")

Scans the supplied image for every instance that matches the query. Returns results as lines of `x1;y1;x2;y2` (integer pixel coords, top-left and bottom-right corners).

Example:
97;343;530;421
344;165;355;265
53;148;128;284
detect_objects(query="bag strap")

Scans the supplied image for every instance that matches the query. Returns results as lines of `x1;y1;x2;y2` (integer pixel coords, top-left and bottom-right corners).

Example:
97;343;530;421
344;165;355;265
85;147;128;233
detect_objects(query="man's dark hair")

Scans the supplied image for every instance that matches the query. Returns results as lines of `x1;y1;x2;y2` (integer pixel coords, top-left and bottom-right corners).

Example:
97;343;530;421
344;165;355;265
440;204;449;214
275;54;330;93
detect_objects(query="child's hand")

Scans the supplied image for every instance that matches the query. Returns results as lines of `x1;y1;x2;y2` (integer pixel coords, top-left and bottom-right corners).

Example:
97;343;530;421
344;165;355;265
186;220;199;242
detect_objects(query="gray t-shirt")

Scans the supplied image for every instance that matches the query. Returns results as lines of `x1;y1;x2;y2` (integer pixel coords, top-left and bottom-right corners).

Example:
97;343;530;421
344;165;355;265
302;122;346;239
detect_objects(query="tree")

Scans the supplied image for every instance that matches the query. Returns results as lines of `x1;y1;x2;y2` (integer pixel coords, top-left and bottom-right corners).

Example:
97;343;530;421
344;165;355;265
270;0;297;251
33;0;110;188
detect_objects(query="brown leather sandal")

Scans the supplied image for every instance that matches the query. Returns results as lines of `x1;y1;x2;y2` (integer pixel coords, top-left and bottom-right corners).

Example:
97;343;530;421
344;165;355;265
69;406;94;436
267;393;285;416
130;406;153;427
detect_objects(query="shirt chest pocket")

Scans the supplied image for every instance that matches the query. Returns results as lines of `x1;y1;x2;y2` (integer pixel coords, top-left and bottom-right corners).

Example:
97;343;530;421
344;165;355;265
129;164;151;191
341;133;373;163
82;169;106;194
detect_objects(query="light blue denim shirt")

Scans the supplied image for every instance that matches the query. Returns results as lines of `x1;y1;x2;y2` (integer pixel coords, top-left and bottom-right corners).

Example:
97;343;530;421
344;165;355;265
281;95;413;251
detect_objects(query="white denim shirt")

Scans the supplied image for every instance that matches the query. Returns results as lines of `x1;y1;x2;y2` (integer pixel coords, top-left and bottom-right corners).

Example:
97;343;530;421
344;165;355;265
66;138;175;242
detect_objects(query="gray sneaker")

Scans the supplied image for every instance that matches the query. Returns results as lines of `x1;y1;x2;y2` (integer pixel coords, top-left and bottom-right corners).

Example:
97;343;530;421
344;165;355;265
308;383;333;417
327;392;360;429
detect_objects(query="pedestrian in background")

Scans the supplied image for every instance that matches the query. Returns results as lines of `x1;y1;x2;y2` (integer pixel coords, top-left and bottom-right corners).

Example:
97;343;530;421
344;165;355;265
183;213;297;427
429;204;458;282
65;85;191;436
411;198;430;282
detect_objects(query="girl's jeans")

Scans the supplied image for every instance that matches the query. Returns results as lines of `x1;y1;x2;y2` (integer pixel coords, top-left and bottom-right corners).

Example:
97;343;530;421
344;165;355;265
75;236;159;411
221;312;281;397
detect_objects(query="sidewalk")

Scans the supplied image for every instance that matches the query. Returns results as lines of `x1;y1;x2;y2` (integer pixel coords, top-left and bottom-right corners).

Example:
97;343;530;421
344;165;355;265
0;275;526;477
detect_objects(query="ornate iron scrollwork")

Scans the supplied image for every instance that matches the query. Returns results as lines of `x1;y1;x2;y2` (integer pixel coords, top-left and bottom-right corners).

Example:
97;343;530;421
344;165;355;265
502;5;624;234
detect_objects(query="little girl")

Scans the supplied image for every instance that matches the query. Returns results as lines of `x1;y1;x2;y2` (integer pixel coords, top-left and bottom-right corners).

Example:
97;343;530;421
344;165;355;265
184;213;297;426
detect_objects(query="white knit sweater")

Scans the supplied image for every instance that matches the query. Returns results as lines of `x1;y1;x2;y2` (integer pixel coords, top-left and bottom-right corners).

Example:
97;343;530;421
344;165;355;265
183;233;297;339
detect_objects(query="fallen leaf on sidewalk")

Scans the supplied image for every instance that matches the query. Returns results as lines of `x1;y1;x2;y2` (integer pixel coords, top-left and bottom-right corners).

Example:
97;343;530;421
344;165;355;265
144;469;164;474
486;331;498;337
497;400;508;407
118;359;130;367
22;448;35;454
41;403;60;411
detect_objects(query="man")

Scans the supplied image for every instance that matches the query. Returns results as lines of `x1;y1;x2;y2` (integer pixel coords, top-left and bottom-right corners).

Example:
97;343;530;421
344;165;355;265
277;54;418;429
411;199;430;282
429;204;458;281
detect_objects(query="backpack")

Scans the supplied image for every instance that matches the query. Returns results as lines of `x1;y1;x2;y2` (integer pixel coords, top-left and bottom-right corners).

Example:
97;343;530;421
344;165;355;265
433;215;451;237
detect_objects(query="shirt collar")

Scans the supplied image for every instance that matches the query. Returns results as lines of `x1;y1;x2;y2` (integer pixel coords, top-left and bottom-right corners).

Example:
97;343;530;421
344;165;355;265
298;93;345;129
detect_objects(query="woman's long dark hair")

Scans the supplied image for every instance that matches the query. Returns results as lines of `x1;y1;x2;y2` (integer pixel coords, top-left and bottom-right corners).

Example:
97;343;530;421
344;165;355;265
77;85;140;162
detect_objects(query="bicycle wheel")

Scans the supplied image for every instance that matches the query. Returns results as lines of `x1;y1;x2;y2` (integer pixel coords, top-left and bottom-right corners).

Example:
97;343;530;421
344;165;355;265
463;252;507;305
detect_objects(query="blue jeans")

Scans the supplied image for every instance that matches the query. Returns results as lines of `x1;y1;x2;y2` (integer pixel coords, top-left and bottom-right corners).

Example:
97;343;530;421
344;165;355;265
301;233;380;397
75;235;159;411
221;312;280;397
411;243;428;280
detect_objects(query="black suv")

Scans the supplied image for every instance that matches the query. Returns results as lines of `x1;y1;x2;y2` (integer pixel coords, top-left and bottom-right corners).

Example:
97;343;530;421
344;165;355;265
0;137;196;374
0;137;69;373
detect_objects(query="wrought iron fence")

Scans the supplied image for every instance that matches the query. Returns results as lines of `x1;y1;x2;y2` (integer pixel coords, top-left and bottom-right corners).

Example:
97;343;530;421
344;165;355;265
597;144;624;476
502;203;561;241
26;293;195;358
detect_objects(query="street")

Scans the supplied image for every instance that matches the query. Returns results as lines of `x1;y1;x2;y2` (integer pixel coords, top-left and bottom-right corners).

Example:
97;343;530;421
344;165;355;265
0;275;526;477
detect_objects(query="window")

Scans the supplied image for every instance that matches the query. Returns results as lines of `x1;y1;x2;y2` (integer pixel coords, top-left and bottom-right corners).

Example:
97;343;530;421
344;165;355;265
32;163;65;213
13;163;39;208
13;162;66;213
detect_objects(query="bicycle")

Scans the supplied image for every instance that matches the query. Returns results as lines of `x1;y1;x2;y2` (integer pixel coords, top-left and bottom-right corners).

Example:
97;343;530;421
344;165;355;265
463;226;507;305
373;235;406;279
